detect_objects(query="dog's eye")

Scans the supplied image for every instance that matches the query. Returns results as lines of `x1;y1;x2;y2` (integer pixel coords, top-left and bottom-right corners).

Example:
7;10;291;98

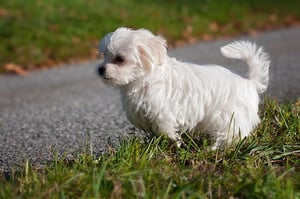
113;55;124;64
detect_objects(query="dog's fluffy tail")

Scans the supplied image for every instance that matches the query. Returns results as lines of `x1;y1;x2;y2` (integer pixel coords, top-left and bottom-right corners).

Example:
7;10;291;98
220;41;270;94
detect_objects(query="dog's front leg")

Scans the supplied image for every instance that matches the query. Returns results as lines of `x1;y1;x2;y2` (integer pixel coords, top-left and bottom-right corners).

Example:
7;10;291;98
152;118;183;147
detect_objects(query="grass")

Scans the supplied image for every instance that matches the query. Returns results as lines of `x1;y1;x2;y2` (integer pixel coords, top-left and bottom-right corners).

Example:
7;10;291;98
0;98;299;198
1;0;300;72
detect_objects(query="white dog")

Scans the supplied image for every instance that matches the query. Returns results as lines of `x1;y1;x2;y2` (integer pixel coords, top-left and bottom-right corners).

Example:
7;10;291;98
97;27;270;149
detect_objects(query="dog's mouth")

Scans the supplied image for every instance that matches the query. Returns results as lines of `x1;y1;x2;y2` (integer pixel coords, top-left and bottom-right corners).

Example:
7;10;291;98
101;75;113;81
103;77;112;80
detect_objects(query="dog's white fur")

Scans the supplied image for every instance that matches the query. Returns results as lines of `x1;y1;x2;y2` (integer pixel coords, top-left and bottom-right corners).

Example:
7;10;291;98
97;27;270;149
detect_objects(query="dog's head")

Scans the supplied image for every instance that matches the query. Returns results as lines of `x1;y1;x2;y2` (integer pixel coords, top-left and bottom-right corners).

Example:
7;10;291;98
97;27;167;86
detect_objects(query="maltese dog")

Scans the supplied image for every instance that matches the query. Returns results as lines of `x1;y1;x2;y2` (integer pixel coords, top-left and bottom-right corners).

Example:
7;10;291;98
97;27;270;149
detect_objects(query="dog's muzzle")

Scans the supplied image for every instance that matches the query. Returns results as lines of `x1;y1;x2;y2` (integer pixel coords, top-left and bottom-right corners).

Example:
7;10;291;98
97;65;112;80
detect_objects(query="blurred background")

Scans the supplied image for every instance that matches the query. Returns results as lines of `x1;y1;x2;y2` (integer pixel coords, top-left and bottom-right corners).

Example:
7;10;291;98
1;0;300;74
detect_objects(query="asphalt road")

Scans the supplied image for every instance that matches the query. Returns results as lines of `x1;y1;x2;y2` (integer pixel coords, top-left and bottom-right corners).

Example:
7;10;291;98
0;27;299;172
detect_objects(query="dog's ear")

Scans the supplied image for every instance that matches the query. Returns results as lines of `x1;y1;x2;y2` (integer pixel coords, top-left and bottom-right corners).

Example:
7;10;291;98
135;29;167;72
98;32;113;53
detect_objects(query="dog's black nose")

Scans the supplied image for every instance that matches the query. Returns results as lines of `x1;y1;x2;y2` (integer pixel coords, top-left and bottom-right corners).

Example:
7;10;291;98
98;66;105;76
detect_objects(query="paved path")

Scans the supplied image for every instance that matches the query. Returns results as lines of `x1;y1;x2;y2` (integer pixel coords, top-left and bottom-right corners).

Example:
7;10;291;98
0;27;299;172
